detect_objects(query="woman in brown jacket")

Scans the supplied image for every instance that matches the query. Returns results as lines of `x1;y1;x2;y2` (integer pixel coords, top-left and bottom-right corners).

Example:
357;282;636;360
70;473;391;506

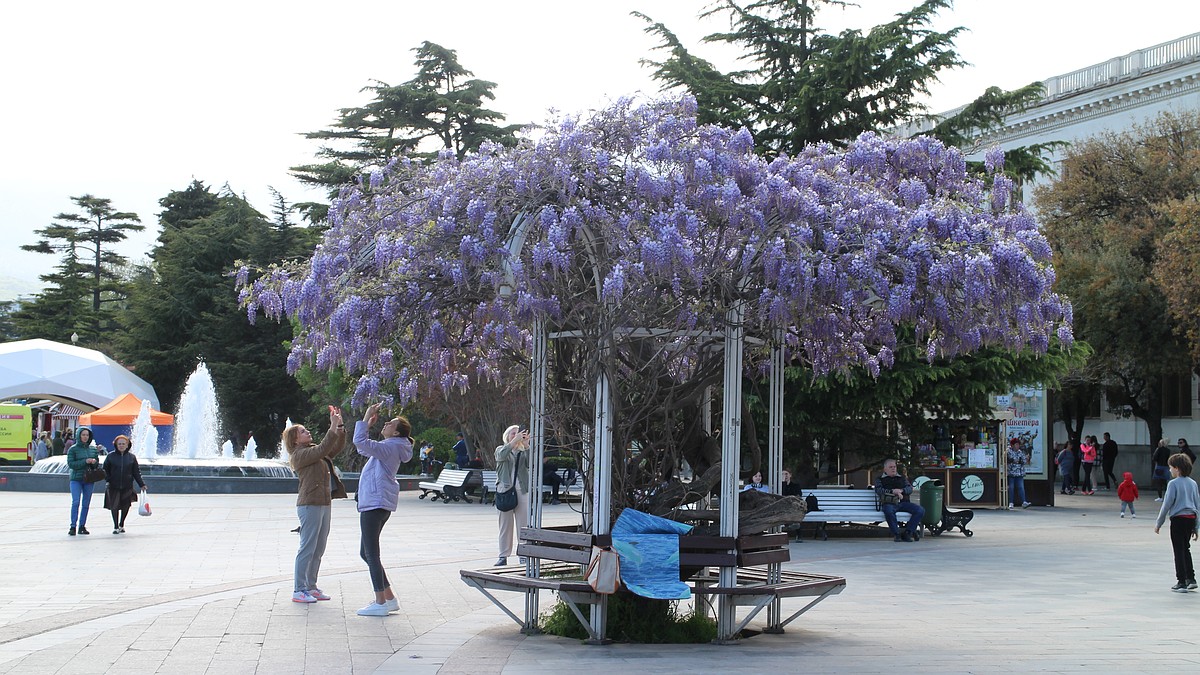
286;406;347;604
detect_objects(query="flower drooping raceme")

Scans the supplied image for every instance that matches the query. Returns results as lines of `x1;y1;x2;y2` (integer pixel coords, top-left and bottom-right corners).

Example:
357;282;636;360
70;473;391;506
237;96;1072;407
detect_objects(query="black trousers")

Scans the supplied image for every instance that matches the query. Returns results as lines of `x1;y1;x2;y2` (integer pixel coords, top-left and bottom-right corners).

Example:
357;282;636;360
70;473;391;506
1101;461;1117;489
1170;516;1197;583
360;509;392;592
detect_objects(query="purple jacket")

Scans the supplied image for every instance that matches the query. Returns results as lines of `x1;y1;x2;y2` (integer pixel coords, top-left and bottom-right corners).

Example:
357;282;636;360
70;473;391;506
353;421;413;512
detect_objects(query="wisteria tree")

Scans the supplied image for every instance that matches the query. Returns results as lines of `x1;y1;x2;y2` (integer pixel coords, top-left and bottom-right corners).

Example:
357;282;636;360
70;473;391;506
240;96;1072;516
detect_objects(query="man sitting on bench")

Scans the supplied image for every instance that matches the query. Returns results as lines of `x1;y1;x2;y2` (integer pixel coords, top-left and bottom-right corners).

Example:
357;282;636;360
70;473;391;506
876;459;924;543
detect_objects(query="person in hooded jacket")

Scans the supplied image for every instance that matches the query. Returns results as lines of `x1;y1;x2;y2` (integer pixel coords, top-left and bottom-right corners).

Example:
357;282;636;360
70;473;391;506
102;435;147;534
66;427;100;536
1117;471;1139;518
351;403;413;617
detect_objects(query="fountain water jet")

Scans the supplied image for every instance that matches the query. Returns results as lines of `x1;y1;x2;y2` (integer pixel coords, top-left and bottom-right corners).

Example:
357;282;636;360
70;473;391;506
174;362;221;459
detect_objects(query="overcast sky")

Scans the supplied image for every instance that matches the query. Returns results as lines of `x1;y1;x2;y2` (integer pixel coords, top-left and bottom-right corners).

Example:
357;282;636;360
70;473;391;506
2;0;1197;300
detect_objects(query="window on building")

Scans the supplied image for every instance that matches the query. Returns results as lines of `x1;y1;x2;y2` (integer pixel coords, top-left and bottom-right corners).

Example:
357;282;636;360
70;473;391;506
1162;373;1193;418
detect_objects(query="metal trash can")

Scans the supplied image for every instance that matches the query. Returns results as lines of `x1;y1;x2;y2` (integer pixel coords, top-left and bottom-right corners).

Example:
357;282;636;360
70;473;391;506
920;479;944;525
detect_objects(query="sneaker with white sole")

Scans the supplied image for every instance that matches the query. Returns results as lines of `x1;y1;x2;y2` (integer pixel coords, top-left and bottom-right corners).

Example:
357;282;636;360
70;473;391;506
1022;502;1031;509
1155;497;1163;502
383;597;399;612
1120;513;1125;518
1131;514;1137;518
357;601;390;616
1188;579;1198;590
292;591;317;604
308;588;331;601
1171;582;1189;593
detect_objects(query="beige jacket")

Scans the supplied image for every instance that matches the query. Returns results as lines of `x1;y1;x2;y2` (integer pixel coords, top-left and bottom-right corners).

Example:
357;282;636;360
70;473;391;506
290;427;347;506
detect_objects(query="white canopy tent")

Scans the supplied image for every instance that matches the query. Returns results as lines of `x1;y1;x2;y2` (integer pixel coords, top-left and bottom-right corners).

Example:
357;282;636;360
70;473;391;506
0;339;160;410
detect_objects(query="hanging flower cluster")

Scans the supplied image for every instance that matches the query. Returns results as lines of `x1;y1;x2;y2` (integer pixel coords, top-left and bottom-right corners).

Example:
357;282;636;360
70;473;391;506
239;96;1071;406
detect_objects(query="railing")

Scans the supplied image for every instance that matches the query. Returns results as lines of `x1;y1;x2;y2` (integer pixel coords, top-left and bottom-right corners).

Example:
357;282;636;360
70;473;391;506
1045;31;1200;99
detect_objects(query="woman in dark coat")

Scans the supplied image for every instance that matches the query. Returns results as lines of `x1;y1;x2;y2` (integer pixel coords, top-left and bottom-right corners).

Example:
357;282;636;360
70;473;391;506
103;435;147;534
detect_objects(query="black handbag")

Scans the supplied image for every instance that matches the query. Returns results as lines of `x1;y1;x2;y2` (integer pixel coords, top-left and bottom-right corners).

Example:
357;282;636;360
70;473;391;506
494;451;521;512
83;464;106;484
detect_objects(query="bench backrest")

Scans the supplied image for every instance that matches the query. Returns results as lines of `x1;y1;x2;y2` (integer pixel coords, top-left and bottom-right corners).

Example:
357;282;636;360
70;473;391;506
433;468;472;487
517;527;593;565
809;488;881;510
481;470;498;486
592;531;790;569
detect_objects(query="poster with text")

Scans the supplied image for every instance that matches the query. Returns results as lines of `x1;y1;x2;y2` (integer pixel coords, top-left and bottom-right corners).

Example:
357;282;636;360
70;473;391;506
1005;387;1045;476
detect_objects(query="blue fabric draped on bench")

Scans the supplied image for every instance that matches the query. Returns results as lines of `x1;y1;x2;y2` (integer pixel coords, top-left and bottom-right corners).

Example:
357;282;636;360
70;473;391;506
611;508;694;600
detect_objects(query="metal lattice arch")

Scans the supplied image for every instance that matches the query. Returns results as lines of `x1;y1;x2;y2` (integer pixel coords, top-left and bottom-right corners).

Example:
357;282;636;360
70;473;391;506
0;339;161;411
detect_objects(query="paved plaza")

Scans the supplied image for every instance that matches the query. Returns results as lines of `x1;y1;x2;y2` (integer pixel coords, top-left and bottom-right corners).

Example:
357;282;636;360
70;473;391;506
0;487;1195;674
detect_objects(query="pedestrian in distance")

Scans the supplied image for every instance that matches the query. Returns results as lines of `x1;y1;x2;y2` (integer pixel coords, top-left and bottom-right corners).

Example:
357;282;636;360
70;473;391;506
1007;437;1031;509
1080;435;1098;495
1117;471;1139;518
352;403;413;617
494;425;530;566
1101;432;1119;490
32;431;50;463
1178;438;1196;464
1055;443;1076;495
285;406;347;604
1154;454;1199;593
1152;439;1172;501
102;435;147;534
66;426;99;536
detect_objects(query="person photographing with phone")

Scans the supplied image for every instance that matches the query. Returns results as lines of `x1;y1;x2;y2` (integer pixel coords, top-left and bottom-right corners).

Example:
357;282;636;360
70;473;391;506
494;425;531;566
352;403;413;616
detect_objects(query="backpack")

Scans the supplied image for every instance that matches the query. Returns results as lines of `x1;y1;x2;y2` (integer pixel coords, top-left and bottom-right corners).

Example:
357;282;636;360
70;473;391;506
805;492;820;512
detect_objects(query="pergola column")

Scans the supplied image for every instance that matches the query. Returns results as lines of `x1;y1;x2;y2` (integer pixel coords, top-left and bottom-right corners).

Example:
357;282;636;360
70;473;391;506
523;319;547;633
717;303;744;642
587;368;614;643
765;334;785;632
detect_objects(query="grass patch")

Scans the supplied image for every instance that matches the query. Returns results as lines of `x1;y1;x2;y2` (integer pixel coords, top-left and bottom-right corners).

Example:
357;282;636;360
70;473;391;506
540;592;717;643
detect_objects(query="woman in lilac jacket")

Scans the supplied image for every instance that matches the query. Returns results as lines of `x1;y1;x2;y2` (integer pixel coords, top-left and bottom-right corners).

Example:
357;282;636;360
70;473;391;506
351;402;414;617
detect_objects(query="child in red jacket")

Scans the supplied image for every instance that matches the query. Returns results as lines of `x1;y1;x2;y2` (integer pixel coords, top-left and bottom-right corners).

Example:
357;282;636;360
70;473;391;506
1118;471;1139;518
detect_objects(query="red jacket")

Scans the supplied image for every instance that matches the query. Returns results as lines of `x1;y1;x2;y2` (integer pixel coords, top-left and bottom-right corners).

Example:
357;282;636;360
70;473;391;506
1117;472;1139;502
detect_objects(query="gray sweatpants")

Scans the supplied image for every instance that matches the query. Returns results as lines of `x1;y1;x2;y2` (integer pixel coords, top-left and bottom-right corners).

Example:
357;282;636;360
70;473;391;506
295;505;331;592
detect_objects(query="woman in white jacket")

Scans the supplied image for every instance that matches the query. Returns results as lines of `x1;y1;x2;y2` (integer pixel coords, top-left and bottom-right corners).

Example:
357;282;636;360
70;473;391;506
494;425;530;566
352;402;413;616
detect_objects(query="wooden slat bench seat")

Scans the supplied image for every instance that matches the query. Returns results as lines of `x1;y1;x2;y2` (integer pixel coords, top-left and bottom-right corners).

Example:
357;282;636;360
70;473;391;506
801;488;913;540
460;526;846;641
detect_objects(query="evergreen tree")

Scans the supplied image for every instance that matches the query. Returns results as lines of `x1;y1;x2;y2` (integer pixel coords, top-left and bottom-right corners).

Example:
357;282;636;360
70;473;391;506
292;41;521;221
16;195;142;339
638;0;1053;179
117;182;315;450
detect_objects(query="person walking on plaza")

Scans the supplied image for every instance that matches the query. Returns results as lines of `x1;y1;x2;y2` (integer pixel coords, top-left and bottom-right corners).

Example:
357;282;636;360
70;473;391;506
102;435;146;534
1178;438;1196;463
495;425;530;566
1080;435;1098;495
1152;439;1172;501
66;426;99;536
286;406;347;604
1100;432;1119;490
875;459;924;542
1117;471;1139;518
1154;454;1199;592
1007;438;1031;509
352;403;413;617
1056;443;1076;495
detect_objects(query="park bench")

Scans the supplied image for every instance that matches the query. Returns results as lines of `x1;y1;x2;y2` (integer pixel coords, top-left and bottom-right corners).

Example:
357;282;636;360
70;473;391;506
459;526;846;641
477;468;583;504
800;488;913;540
417;468;476;503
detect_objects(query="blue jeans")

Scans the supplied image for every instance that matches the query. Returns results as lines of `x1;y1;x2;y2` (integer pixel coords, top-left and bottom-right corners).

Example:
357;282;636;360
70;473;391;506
69;480;95;528
882;501;924;536
1008;475;1026;506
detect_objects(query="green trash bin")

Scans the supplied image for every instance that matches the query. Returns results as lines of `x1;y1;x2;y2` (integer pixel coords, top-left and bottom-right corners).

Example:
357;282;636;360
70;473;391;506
920;479;944;526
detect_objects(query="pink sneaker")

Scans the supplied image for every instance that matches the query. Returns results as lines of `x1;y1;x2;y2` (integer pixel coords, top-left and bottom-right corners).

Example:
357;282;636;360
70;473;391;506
292;591;316;603
308;588;331;601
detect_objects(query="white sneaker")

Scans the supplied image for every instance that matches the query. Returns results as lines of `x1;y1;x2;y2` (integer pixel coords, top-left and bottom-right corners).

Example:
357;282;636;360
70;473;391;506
1120;513;1125;518
1021;502;1031;509
1155;497;1163;502
1007;504;1014;510
357;601;390;617
1132;514;1137;518
383;597;399;612
292;591;316;604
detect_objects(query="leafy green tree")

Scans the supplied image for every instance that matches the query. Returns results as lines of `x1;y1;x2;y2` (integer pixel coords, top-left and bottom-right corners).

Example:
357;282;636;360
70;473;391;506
638;0;1052;178
1035;111;1200;446
117;182;318;450
17;195;143;338
292;41;521;220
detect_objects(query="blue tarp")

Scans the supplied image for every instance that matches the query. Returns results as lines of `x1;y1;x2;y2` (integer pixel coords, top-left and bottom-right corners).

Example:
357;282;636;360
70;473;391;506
611;508;694;600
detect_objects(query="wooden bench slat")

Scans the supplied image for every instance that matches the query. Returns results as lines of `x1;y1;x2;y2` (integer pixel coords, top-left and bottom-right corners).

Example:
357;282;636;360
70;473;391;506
519;527;592;547
516;542;591;566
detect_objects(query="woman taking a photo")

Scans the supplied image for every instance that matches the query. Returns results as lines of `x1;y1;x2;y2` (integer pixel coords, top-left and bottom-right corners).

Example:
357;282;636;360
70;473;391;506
102;435;147;534
285;406;347;604
351;403;413;617
495;425;530;566
66;427;100;536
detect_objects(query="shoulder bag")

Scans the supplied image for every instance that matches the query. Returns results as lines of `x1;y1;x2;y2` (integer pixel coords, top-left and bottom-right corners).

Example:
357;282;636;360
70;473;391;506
585;545;620;594
83;461;106;484
494;451;521;512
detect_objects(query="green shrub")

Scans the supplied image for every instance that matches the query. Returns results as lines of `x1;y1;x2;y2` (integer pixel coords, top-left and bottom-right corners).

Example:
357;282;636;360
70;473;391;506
540;592;716;643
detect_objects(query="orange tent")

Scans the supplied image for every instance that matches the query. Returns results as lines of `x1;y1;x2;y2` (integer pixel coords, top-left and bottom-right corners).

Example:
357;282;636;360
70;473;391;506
79;393;174;426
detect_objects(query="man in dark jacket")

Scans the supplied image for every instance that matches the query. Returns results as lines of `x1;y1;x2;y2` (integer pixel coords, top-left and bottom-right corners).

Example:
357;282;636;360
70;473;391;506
1101;432;1119;490
875;459;924;542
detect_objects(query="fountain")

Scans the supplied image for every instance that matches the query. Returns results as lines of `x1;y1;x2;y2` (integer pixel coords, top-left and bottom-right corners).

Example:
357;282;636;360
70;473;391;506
28;362;300;485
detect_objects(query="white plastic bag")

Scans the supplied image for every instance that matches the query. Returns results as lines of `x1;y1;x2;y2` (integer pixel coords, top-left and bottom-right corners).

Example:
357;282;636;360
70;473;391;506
137;489;152;517
585;545;620;594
